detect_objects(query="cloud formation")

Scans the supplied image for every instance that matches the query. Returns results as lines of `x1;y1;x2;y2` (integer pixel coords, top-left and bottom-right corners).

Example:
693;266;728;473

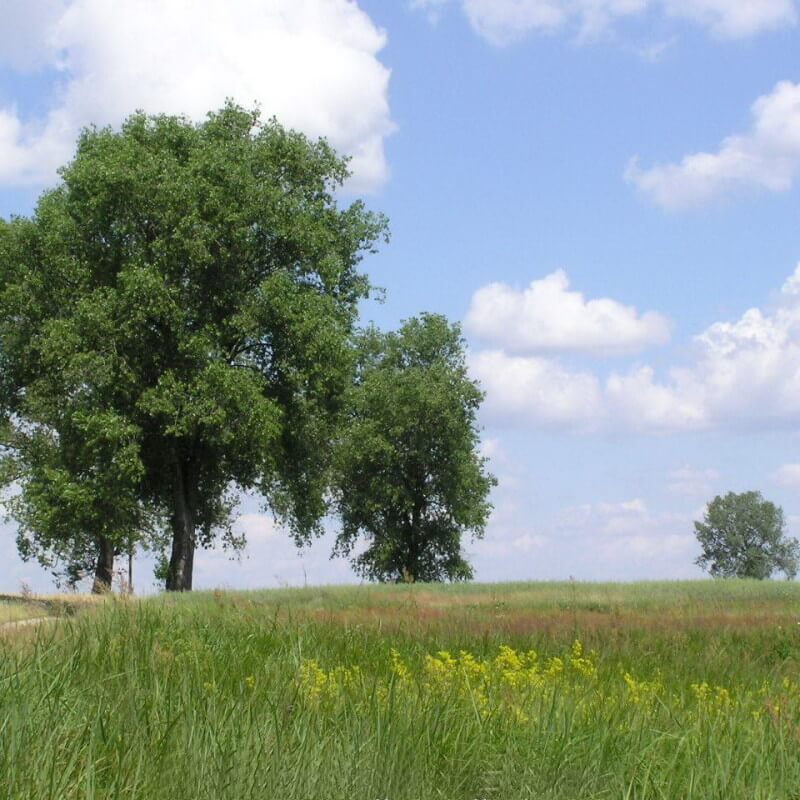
667;466;719;497
772;463;800;488
556;498;700;575
412;0;797;45
470;264;800;433
466;270;671;356
192;512;357;591
627;81;800;210
0;0;394;192
469;350;603;429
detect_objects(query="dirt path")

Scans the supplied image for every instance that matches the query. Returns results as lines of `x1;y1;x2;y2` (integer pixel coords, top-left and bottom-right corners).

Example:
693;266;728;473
0;616;59;633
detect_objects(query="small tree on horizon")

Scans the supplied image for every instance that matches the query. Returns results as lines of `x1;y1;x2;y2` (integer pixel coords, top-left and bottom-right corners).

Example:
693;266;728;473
333;314;496;583
694;491;799;580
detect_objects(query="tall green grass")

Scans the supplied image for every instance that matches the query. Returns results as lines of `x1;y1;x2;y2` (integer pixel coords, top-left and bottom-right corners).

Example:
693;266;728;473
2;582;800;799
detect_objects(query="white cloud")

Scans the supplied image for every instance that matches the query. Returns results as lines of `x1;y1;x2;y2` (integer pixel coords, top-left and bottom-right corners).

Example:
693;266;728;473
597;498;648;516
511;533;549;552
466;270;671;356
773;463;800;488
667;466;719;496
556;498;700;575
473;532;548;558
412;0;797;44
479;436;511;467
662;0;797;38
471;263;800;433
469;350;603;429
631;36;678;62
460;0;571;44
193;510;358;590
0;0;68;72
470;493;702;581
604;365;705;432
409;0;451;24
559;498;650;532
0;0;394;192
627;81;800;210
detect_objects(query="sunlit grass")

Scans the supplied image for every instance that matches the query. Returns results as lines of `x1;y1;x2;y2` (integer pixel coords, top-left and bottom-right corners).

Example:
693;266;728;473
0;600;50;624
2;581;800;799
0;592;107;626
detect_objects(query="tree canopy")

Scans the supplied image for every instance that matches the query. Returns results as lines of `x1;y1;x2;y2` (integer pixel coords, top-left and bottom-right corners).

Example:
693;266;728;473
694;491;799;580
0;104;386;590
333;314;495;583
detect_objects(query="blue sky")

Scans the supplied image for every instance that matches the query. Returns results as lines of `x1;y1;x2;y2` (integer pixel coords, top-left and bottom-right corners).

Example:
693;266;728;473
2;0;800;592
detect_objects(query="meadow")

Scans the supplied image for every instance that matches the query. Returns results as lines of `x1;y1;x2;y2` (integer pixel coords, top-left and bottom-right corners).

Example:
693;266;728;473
2;580;800;799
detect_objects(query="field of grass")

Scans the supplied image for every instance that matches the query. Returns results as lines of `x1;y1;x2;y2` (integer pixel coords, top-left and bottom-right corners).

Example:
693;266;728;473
2;580;800;799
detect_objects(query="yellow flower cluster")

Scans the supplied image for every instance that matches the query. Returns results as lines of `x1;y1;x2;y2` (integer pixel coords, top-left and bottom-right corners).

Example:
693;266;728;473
293;642;800;733
691;682;733;711
297;658;362;704
623;671;663;706
298;641;598;722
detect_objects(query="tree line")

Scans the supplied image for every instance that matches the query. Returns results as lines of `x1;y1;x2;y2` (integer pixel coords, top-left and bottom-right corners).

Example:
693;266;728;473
0;104;495;592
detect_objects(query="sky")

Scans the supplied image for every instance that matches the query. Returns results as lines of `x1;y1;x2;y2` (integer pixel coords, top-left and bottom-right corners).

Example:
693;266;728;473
2;0;800;592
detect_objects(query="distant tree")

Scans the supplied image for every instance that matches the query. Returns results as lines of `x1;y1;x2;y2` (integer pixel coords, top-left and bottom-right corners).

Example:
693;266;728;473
0;104;386;591
694;491;799;580
333;314;496;583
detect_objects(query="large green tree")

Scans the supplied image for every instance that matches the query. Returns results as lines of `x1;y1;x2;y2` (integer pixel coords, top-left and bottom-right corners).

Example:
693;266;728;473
333;314;495;583
694;491;799;580
0;104;386;590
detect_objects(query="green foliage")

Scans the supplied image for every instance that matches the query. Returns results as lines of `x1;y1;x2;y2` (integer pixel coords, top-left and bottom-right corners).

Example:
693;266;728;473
333;314;495;583
3;412;152;588
694;491;799;580
2;204;154;586
0;104;386;590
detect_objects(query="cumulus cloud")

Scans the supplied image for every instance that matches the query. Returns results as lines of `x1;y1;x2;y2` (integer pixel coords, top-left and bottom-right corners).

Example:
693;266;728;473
466;270;671;356
469;350;603;429
412;0;797;45
0;0;394;192
471;263;800;433
627;81;800;210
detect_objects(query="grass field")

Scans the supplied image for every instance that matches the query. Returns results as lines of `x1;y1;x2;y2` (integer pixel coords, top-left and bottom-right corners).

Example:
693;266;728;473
2;581;800;799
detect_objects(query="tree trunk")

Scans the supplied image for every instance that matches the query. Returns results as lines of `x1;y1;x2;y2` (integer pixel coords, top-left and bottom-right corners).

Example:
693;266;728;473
92;535;114;594
402;501;423;583
165;460;197;591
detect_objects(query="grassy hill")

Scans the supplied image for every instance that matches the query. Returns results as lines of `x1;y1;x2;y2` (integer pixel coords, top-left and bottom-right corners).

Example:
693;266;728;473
3;581;800;799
